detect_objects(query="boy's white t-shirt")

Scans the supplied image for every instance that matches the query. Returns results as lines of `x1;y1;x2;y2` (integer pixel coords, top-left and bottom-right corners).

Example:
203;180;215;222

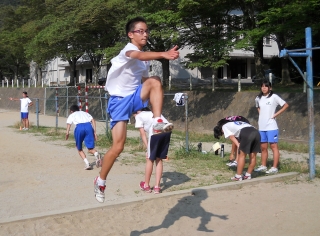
20;97;32;112
255;94;286;131
134;111;168;136
134;111;169;156
222;121;252;139
105;43;149;97
66;111;93;126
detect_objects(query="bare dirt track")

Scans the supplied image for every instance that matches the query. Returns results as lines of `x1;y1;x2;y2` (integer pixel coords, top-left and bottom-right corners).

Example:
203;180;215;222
0;109;320;236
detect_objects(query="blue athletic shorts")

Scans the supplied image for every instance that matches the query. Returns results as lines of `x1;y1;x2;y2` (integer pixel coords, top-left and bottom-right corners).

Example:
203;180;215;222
149;132;171;160
74;122;95;150
107;85;148;129
259;130;279;143
21;112;28;119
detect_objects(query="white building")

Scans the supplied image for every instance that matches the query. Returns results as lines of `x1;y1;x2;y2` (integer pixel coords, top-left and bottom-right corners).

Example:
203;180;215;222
31;37;279;86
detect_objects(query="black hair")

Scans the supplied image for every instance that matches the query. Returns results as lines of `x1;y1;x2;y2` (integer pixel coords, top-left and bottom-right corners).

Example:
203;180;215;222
125;17;147;37
257;80;274;99
133;107;151;114
23;91;28;97
213;116;250;139
70;104;80;112
141;107;151;112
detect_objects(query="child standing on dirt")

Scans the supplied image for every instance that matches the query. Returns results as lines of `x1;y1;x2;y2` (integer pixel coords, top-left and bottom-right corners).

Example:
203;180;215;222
93;16;178;203
9;91;33;130
66;105;102;170
254;80;289;174
134;107;173;194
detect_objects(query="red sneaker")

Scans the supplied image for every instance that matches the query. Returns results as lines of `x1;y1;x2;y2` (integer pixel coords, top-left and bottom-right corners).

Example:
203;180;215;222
139;181;152;193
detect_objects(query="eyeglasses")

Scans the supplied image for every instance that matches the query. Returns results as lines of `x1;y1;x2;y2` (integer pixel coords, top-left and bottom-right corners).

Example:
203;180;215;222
131;29;150;35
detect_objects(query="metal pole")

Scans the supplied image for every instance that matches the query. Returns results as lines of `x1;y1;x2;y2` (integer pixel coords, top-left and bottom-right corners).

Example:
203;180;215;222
28;79;30;88
36;98;39;128
305;27;315;179
212;75;215;92
17;80;19;88
44;87;47;115
66;87;69;117
184;93;189;151
269;73;272;86
169;76;171;91
303;72;307;93
105;93;109;137
55;88;59;132
238;74;241;92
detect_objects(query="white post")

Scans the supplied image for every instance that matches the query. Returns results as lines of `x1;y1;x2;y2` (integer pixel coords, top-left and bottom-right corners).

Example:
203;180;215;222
17;80;19;88
23;79;24;88
28;79;31;88
189;75;192;91
212;75;215;92
2;80;4;87
269;73;272;86
12;80;14;87
169;76;171;91
42;78;44;88
34;79;37;88
6;79;8;87
238;74;241;92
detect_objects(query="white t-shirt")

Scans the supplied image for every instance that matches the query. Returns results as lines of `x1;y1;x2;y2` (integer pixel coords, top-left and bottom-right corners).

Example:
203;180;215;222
255;94;286;131
105;43;149;97
222;121;252;138
66;111;93;126
134;111;168;136
20;98;32;112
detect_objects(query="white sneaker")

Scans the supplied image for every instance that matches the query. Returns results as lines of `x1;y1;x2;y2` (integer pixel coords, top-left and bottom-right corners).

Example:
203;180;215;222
229;161;238;167
94;176;105;203
153;118;174;134
254;165;267;172
84;163;92;170
95;153;102;168
266;167;278;174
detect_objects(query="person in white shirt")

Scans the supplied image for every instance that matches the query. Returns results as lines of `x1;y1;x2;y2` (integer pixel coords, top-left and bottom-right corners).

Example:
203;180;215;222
9;91;33;130
133;107;172;194
94;16;178;203
254;80;289;174
214;120;261;181
66;105;102;170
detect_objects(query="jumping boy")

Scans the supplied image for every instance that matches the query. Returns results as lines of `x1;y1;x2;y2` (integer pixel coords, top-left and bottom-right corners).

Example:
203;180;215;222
9;91;33;130
94;16;179;203
66;105;102;170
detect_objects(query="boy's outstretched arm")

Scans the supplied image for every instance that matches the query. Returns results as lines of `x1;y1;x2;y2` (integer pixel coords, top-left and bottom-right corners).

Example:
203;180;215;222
126;45;179;61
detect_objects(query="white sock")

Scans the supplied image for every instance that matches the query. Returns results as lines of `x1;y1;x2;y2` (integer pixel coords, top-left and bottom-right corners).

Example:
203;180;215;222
94;152;99;158
84;158;89;165
235;174;242;178
97;177;106;186
245;172;251;177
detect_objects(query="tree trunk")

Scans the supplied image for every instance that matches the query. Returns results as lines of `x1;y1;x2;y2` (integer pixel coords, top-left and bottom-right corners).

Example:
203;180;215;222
281;57;291;85
37;66;42;85
211;67;219;85
253;39;264;82
67;57;79;86
160;59;170;87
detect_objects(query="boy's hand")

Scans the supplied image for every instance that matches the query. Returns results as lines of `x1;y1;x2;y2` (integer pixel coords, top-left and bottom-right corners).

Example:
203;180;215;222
164;45;179;60
65;133;69;140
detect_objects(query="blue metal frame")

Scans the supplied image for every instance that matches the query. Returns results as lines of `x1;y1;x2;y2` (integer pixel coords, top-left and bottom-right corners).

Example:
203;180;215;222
279;27;315;179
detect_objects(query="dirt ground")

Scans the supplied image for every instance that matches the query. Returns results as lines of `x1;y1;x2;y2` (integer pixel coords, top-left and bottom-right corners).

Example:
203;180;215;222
0;109;320;236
